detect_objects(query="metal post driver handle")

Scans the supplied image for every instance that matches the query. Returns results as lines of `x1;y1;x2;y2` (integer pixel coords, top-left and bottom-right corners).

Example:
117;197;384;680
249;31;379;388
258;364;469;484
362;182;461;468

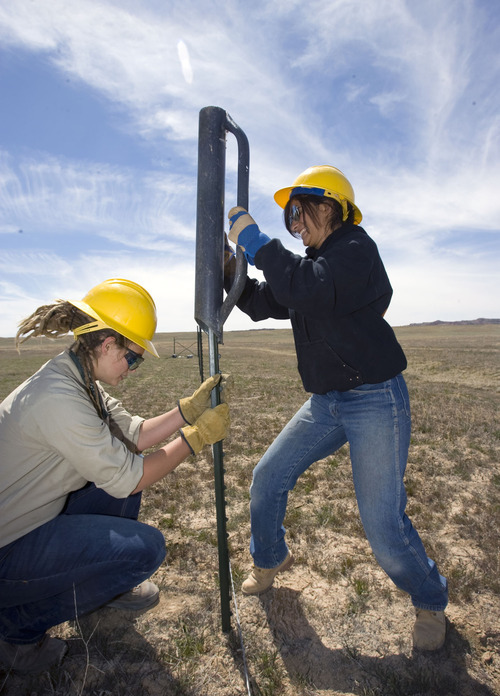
194;105;249;632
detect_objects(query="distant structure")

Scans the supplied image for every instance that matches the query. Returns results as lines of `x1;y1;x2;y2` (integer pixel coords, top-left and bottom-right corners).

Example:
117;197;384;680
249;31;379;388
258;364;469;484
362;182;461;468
171;337;196;359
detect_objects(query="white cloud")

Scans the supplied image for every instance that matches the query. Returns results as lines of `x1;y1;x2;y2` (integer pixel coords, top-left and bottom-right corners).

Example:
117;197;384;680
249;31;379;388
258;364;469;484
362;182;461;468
0;0;498;339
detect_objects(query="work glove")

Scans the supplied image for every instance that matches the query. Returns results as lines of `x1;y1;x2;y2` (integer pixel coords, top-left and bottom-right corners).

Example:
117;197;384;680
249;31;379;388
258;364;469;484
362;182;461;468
228;207;271;265
178;374;232;424
178;374;221;425
180;403;230;455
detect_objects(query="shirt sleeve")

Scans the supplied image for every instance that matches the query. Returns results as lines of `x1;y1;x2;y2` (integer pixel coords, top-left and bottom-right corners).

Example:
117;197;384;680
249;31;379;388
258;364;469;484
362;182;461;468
254;234;385;319
254;238;338;317
235;275;291;322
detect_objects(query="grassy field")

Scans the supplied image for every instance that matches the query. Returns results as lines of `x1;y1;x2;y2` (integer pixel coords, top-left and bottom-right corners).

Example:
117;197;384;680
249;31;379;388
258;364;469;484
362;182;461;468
0;324;499;696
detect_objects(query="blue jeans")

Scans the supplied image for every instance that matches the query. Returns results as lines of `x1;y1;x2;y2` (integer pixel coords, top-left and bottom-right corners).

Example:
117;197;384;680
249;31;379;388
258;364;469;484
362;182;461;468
0;483;166;644
249;375;448;611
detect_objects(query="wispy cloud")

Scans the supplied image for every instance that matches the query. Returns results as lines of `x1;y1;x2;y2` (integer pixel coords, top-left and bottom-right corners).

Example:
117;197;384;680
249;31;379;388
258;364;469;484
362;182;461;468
0;0;498;337
0;150;197;245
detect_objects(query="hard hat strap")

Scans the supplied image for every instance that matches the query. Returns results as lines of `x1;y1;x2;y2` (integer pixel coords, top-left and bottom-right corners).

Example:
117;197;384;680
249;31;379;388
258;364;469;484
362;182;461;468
73;317;111;337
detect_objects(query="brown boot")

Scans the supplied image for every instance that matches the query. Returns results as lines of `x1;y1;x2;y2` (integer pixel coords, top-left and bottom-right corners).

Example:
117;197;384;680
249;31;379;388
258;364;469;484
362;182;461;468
241;552;294;595
412;609;446;650
0;635;67;674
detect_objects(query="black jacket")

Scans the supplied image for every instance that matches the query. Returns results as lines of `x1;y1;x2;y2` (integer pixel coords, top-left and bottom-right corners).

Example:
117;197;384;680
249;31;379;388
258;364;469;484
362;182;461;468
233;223;407;393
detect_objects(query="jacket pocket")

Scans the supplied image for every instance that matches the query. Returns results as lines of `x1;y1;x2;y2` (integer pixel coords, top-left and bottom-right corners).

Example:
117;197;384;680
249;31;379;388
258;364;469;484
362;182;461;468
295;339;362;393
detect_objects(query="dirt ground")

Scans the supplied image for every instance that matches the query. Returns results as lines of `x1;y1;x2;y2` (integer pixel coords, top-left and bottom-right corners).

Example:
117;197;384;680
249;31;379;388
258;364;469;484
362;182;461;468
1;327;499;695
2;484;498;696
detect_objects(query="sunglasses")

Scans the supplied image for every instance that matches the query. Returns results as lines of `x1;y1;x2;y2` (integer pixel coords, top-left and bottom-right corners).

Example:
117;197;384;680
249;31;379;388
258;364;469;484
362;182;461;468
124;348;145;371
288;204;302;228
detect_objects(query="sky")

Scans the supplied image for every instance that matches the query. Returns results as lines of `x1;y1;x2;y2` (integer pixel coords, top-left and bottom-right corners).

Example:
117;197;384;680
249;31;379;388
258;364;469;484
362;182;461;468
1;0;499;340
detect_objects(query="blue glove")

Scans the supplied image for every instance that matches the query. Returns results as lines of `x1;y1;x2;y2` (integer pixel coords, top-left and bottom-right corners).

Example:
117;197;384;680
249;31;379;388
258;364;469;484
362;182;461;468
228;207;271;265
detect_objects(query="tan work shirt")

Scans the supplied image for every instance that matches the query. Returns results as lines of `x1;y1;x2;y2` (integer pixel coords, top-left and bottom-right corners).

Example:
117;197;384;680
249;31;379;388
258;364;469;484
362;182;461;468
0;351;145;547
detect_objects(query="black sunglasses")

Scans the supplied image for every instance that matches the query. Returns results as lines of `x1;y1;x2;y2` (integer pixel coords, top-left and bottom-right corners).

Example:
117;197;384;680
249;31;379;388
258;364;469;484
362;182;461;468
124;348;145;371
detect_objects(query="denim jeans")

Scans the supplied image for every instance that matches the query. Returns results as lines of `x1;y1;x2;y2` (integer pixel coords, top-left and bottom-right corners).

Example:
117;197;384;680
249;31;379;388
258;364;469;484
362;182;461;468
249;374;448;611
0;483;166;644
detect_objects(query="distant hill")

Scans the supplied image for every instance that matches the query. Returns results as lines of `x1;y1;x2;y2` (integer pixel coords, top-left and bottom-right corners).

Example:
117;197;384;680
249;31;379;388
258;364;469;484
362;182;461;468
409;318;500;326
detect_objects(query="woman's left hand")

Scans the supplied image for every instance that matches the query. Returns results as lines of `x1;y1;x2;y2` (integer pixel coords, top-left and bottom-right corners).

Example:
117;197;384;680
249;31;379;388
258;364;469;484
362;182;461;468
178;373;232;425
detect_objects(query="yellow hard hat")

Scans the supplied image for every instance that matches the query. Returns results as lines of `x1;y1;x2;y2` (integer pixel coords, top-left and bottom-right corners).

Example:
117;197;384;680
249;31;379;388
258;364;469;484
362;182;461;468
274;165;362;224
69;278;159;357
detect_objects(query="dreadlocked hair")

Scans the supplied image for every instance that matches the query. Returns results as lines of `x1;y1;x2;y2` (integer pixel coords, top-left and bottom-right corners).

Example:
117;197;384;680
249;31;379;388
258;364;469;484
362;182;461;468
16;300;83;349
16;300;128;355
15;301;136;451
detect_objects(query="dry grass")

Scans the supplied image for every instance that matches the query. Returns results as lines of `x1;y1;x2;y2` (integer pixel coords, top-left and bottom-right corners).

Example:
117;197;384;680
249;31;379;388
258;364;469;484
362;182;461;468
0;324;499;696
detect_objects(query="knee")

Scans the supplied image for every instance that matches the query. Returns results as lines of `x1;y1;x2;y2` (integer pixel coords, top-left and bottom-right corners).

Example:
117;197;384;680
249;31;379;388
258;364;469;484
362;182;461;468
149;526;167;566
131;523;167;574
250;461;279;505
147;526;167;569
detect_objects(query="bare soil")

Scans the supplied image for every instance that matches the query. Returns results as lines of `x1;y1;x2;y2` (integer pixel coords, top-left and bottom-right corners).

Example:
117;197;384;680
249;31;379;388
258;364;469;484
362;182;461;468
0;326;499;695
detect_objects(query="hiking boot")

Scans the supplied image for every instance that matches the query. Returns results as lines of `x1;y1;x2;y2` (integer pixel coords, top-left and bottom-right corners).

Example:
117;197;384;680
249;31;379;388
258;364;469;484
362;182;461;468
241;552;294;595
412;609;446;651
0;635;67;674
106;580;160;611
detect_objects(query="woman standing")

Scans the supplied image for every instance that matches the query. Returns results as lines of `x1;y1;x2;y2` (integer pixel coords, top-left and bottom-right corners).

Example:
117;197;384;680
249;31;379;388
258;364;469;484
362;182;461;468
0;278;229;673
226;166;447;651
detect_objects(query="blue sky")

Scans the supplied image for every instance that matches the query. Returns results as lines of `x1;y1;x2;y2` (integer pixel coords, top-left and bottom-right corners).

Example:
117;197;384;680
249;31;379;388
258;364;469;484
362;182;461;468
1;0;499;338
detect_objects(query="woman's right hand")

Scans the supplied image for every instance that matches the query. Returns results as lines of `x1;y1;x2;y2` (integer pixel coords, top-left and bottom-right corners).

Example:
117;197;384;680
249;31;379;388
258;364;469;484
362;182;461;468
178;373;221;424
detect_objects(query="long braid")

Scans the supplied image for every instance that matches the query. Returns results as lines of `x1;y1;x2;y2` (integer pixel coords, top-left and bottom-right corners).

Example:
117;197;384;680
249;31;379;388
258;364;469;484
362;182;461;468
72;341;138;452
73;344;107;420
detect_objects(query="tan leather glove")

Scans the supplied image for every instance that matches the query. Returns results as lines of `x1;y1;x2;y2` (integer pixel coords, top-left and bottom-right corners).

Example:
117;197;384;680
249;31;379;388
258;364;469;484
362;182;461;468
178;374;221;424
180;403;230;455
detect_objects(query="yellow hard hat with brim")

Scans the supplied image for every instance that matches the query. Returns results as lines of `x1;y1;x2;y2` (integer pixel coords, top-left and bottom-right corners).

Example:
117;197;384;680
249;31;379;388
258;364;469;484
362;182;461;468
274;165;362;224
69;278;159;357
